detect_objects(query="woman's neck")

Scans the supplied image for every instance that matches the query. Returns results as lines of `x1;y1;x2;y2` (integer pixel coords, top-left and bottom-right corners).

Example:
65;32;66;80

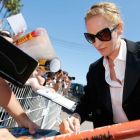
108;39;121;61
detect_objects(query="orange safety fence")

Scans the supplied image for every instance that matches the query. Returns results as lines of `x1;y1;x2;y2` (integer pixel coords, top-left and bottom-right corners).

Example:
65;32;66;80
17;119;140;140
14;27;57;60
15;30;39;45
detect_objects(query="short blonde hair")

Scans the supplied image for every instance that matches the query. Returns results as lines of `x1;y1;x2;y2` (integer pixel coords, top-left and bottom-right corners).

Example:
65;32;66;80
85;2;123;26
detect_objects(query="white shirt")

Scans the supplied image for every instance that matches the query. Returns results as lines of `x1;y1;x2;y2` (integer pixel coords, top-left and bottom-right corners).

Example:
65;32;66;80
103;39;128;123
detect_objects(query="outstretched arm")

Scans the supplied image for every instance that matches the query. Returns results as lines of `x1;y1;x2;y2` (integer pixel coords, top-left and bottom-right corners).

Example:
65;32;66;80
0;77;39;134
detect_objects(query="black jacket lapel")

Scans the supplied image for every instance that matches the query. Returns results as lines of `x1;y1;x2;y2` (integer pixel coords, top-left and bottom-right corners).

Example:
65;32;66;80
123;40;140;103
95;58;112;112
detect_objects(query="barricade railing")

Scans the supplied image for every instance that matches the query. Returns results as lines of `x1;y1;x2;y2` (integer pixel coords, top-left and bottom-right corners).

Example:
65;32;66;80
45;119;140;140
41;101;62;129
0;83;62;129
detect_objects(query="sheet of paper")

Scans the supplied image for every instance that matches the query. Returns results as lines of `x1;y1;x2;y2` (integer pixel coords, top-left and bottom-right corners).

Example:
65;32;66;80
7;13;27;35
37;89;76;111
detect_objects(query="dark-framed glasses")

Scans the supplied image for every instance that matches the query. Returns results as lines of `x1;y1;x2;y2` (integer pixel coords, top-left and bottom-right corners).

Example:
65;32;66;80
84;25;118;44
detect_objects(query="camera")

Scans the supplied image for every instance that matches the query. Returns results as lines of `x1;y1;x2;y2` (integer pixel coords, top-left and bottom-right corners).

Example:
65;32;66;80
63;71;75;80
68;76;75;80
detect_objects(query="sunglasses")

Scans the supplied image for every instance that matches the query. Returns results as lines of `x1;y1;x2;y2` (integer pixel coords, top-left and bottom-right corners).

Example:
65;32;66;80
84;25;118;44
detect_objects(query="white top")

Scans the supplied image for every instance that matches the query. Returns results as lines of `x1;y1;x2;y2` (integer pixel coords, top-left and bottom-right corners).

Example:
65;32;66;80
103;39;128;123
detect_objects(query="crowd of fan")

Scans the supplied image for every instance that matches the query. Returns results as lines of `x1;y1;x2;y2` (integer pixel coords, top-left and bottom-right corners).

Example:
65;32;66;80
0;29;74;139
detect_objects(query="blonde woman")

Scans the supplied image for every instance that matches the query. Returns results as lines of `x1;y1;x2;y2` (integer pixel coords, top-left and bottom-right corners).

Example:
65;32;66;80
60;2;140;133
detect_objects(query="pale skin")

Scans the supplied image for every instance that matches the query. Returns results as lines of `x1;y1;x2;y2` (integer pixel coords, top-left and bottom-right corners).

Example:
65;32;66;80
26;69;71;93
59;116;80;134
26;69;57;92
0;128;17;140
59;14;123;133
0;77;39;139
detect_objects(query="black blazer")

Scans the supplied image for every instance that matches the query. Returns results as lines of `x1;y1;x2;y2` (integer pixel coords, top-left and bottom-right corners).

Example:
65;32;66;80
75;39;140;128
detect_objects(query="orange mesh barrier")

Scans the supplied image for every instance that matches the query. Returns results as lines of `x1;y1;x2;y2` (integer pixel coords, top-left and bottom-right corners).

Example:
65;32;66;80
15;31;39;45
17;119;140;140
18;137;31;140
14;28;57;60
53;120;140;140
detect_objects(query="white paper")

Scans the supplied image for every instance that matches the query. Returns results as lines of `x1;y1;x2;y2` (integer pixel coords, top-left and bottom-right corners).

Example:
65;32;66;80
37;89;76;111
7;13;27;35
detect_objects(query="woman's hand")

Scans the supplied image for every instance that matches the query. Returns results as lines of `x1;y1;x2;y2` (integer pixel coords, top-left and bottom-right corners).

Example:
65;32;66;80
59;115;80;134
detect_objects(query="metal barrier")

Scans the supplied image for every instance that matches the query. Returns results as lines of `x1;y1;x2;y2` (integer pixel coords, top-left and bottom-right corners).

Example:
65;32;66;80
0;83;62;129
41;101;62;129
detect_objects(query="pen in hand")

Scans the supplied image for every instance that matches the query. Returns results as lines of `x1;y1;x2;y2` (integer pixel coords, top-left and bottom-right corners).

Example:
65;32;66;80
67;117;80;133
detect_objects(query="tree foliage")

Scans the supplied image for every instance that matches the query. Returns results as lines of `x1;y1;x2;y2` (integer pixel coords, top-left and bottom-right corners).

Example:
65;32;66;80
0;0;23;18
